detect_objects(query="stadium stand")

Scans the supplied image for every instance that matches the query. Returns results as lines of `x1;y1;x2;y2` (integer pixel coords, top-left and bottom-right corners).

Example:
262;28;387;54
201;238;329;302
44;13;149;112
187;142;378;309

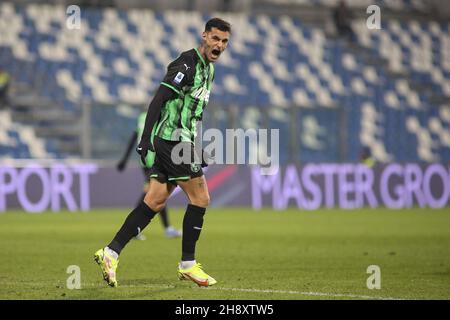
262;0;429;12
0;2;448;163
0;109;56;159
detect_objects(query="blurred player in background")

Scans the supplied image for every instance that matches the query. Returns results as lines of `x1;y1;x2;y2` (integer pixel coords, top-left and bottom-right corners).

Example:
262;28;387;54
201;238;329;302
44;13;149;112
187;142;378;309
95;17;231;288
360;146;376;168
117;111;182;240
0;69;11;106
333;0;355;42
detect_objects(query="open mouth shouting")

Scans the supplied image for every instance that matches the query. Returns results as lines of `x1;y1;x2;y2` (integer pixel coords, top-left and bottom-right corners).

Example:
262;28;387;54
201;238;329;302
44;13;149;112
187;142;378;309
210;48;221;60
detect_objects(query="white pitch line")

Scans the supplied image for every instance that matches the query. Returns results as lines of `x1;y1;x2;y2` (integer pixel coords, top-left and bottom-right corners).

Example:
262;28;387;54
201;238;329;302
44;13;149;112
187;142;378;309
203;287;403;300
0;281;404;300
102;284;404;300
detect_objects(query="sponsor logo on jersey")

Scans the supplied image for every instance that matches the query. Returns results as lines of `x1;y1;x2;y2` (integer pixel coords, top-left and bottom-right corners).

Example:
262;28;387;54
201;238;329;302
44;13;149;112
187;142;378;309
174;72;185;84
191;86;210;103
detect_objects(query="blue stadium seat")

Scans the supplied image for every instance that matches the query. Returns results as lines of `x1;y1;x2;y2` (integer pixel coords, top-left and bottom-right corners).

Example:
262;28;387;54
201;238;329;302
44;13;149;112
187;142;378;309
0;3;448;162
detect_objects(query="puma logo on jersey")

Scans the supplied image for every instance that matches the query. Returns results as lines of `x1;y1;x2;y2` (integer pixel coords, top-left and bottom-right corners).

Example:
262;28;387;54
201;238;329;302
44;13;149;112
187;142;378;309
183;64;190;71
191;86;210;103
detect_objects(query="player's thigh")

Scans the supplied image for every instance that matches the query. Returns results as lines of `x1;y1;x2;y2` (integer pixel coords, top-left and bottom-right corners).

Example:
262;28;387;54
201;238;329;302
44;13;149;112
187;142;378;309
176;176;210;207
144;178;176;211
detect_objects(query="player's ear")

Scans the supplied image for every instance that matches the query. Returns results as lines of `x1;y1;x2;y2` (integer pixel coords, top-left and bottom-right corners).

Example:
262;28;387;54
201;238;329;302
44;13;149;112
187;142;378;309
202;31;207;41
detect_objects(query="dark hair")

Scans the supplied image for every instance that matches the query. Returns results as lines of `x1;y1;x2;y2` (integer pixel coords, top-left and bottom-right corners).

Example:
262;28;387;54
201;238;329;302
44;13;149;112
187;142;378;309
205;17;231;33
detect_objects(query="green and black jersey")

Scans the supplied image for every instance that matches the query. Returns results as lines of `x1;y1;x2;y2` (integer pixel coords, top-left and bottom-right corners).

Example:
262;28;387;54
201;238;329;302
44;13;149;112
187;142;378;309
155;48;215;144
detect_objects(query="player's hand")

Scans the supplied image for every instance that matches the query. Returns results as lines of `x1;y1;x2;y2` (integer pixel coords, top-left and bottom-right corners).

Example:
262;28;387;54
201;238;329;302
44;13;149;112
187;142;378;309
117;160;126;172
136;141;150;166
201;149;213;168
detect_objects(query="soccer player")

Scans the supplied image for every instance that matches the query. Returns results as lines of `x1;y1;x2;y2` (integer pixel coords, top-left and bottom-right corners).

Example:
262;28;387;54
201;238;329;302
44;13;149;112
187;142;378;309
94;17;231;287
117;111;182;240
359;146;376;168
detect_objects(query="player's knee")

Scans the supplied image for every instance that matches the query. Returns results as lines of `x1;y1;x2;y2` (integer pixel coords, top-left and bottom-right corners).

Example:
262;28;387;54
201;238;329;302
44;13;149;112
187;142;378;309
191;194;210;208
144;196;166;212
149;200;166;212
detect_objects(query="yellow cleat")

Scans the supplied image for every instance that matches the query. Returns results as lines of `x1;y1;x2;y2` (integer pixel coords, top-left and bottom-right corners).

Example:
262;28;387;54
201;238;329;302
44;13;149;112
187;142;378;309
94;248;119;287
177;263;217;287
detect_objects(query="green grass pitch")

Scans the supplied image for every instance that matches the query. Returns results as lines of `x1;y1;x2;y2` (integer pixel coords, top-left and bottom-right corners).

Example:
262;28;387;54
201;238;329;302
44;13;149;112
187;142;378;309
0;208;449;300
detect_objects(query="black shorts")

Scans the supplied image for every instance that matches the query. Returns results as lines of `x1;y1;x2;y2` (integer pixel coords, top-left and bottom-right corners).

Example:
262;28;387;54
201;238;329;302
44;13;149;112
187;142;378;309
149;136;204;184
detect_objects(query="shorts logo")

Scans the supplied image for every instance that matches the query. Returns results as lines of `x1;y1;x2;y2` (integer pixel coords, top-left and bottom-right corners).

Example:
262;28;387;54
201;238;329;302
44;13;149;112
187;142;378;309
174;72;185;84
190;163;200;173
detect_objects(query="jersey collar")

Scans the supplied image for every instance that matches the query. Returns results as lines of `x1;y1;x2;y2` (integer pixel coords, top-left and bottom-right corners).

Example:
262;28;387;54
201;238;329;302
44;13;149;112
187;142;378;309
194;47;207;66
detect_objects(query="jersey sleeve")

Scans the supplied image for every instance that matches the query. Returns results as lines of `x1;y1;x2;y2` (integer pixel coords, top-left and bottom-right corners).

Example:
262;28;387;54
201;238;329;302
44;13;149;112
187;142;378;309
160;55;194;95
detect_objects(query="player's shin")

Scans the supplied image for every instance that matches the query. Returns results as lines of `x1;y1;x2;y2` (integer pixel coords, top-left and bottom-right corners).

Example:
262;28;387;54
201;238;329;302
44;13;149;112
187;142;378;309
107;201;157;255
159;206;170;228
181;204;206;263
